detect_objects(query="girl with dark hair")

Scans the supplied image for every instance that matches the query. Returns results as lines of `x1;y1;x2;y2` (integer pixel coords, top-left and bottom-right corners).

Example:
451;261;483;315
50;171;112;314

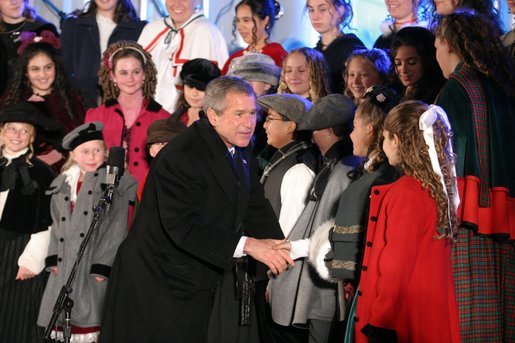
278;47;330;102
307;0;365;93
343;48;391;104
434;9;515;341
390;26;445;103
222;0;287;75
502;0;515;58
0;31;86;169
171;58;221;126
353;101;462;343
373;0;430;50
60;0;147;106
0;0;58;95
85;41;170;184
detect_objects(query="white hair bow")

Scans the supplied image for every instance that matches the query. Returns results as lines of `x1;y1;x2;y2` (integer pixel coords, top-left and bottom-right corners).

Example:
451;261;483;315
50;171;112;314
419;105;460;234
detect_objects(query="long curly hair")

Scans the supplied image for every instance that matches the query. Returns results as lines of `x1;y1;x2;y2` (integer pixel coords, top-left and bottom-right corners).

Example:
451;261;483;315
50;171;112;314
278;47;330;102
428;0;502;31
0;0;37;32
390;26;446;103
305;0;354;31
384;101;459;238
343;49;391;101
435;9;515;96
231;0;279;47
80;0;139;23
1;43;79;120
98;41;157;102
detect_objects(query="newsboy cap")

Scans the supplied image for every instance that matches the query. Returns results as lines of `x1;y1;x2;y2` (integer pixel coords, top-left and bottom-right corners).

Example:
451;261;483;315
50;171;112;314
257;94;312;126
298;94;356;131
62;122;104;151
0;102;60;131
226;53;281;87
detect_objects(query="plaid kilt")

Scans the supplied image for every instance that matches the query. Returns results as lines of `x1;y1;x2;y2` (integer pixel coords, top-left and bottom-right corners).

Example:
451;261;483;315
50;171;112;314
452;228;515;342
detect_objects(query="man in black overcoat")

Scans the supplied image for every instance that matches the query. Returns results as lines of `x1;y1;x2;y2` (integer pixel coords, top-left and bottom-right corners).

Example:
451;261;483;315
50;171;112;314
100;77;294;342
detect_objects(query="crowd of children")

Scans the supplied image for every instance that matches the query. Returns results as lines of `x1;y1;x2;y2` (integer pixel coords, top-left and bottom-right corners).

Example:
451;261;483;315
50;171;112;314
0;0;514;342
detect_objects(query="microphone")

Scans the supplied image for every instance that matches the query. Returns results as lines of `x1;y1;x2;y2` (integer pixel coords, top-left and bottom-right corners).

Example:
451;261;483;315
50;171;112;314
105;146;125;188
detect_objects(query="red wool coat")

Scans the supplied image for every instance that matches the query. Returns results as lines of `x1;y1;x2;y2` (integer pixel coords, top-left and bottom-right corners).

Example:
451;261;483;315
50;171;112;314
355;175;461;343
85;98;170;183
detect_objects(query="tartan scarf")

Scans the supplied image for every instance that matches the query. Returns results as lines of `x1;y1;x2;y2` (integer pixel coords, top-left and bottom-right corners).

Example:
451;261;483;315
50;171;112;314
449;65;491;207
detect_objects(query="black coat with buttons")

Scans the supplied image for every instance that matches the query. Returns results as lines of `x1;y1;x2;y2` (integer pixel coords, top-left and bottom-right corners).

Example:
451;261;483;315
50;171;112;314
37;165;137;328
330;161;400;281
100;118;283;342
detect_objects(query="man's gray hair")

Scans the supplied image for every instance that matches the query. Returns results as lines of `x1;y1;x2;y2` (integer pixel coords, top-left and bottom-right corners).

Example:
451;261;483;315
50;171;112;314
203;76;256;115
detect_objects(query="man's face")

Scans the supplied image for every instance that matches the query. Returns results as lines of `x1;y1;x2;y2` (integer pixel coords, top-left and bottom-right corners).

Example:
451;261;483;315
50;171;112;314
207;92;257;148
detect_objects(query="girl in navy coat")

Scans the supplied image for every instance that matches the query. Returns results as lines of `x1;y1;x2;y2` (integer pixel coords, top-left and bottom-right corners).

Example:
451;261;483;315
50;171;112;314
61;0;146;106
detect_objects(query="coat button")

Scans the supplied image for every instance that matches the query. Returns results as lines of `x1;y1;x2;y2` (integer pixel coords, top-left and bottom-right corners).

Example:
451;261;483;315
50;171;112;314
134;147;139;152
370;216;377;222
366;241;373;247
88;190;93;195
362;265;368;271
59;238;64;242
357;290;362;296
94;173;99;177
80;233;85;238
134;161;139;166
61;217;66;221
83;211;88;215
58;257;62;262
135;122;141;127
64;196;69;201
354;316;359;322
373;189;380;195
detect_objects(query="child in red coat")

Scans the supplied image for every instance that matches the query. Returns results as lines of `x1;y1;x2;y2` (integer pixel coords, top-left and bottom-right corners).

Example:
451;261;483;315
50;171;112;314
354;101;461;343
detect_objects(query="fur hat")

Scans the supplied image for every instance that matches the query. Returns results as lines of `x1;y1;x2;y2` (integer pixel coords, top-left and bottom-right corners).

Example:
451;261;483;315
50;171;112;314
178;58;221;91
226;53;281;87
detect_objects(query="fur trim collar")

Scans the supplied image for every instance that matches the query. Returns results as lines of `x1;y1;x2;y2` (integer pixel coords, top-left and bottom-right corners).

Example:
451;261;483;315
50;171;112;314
379;20;429;37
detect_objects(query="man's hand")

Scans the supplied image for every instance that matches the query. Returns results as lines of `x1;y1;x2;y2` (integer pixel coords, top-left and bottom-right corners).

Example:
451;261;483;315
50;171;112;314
244;238;295;275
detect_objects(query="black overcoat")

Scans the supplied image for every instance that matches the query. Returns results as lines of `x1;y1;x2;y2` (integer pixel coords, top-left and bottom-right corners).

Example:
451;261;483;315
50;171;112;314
100;118;283;342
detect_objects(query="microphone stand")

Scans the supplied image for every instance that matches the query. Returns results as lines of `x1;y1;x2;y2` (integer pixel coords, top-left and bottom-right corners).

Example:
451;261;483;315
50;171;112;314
42;184;116;343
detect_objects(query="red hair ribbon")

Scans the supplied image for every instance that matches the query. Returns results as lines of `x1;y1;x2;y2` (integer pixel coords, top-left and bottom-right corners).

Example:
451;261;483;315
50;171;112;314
17;30;61;55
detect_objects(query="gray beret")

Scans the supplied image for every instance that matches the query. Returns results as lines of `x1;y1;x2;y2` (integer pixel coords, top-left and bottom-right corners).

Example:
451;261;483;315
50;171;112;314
298;94;356;131
226;53;281;87
257;94;312;125
62;122;104;151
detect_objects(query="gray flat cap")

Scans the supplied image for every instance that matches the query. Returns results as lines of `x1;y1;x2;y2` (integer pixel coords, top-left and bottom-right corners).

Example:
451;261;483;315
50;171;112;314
226;53;281;87
62;121;104;151
298;94;356;131
257;94;312;125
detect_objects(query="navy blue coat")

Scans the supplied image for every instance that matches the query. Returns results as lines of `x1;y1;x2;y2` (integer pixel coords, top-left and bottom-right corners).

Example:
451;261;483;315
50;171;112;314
60;15;146;106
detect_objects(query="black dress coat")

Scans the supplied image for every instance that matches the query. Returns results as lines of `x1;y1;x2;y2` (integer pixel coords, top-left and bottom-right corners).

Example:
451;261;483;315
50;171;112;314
60;15;146;105
100;118;283;342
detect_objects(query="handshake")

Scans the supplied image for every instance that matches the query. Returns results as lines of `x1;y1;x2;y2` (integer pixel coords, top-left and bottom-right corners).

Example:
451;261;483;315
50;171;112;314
243;238;295;275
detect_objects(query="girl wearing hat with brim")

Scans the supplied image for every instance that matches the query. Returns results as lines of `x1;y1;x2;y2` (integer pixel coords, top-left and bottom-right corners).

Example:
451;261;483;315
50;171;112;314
0;102;58;343
170;58;221;126
37;121;137;342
